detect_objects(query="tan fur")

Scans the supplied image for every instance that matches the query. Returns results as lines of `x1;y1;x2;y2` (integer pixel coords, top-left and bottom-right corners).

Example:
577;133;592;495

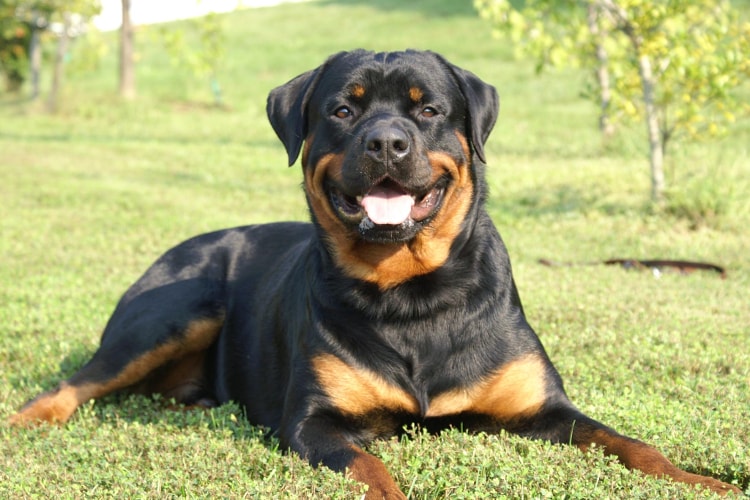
409;86;424;102
9;317;222;425
427;353;547;419
312;354;419;415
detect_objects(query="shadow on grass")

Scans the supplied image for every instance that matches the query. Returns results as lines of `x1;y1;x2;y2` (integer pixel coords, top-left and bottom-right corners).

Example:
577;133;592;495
9;347;279;449
319;0;477;17
6;346;93;395
488;183;641;220
0;129;279;149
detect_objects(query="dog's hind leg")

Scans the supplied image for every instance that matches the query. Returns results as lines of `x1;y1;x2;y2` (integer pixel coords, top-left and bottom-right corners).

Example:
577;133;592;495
9;278;225;426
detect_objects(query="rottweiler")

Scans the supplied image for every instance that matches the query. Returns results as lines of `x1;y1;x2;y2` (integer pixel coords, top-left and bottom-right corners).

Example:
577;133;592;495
10;49;740;498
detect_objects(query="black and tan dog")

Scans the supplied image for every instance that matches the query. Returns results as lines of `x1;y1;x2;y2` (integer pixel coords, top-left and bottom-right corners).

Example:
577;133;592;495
10;50;740;497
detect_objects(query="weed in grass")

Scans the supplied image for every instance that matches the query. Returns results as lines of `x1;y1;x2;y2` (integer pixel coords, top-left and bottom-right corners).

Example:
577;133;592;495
663;159;750;231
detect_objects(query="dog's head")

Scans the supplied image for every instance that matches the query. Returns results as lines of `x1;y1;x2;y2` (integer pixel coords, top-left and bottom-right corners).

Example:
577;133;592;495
267;50;499;288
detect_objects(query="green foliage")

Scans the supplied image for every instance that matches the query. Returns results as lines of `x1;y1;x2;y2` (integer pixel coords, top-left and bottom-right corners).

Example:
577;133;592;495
154;12;227;106
0;0;101;92
662;153;750;230
0;1;33;90
475;0;750;201
65;24;109;74
476;0;750;142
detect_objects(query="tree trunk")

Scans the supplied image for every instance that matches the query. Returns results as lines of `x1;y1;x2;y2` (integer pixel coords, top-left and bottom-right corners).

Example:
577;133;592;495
29;13;44;100
587;3;615;136
47;13;71;113
636;53;665;203
29;30;42;99
119;0;136;99
598;0;666;203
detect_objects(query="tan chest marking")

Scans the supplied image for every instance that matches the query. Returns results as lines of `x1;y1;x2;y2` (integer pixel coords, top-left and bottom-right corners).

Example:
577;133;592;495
312;354;420;416
312;352;548;422
427;353;548;419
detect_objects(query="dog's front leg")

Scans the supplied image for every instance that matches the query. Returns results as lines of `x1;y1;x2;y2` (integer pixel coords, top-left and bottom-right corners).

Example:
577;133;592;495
569;417;742;495
288;415;407;500
523;405;742;495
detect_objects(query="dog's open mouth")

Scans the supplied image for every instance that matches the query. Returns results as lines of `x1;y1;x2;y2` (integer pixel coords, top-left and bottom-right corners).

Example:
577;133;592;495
329;177;448;233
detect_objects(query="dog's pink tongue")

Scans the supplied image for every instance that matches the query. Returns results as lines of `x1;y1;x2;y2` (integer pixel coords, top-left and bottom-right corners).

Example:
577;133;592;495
361;186;414;225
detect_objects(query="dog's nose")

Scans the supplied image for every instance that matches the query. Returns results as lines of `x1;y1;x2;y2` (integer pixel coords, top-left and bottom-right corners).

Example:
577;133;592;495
364;125;410;164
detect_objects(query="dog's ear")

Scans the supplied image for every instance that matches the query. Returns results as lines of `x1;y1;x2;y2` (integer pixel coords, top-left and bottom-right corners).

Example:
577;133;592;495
266;68;322;166
439;56;499;164
267;52;350;167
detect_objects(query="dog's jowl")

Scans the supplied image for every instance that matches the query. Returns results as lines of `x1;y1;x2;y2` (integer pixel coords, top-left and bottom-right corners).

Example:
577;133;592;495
10;50;741;498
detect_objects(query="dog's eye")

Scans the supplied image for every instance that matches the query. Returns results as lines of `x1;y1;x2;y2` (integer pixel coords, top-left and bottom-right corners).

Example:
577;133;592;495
334;106;353;119
421;107;438;118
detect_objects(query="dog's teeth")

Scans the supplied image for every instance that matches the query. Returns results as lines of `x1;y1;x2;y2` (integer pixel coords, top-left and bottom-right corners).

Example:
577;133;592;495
359;216;375;231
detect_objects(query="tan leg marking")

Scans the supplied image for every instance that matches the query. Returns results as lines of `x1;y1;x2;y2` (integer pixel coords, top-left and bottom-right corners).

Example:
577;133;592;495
581;429;742;495
9;317;222;426
347;446;406;500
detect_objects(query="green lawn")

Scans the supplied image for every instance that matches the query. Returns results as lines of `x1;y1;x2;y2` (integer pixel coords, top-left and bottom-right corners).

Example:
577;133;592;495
1;0;748;497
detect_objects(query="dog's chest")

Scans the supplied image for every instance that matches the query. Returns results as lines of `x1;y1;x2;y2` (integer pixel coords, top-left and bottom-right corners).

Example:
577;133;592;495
311;347;547;426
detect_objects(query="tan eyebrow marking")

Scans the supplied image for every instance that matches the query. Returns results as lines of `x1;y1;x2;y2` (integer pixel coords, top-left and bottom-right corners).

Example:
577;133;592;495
409;86;424;102
351;84;366;99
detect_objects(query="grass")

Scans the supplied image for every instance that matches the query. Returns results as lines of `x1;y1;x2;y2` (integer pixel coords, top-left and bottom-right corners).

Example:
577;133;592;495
1;0;749;497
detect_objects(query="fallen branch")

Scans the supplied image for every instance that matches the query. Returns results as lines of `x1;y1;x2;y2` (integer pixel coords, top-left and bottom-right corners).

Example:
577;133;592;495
538;258;726;279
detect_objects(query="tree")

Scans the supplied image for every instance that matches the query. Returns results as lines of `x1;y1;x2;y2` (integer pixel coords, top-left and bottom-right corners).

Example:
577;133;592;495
0;0;100;104
118;0;134;99
157;11;227;106
28;10;46;99
585;2;614;136
47;1;99;112
0;0;36;92
46;9;70;112
475;0;750;202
